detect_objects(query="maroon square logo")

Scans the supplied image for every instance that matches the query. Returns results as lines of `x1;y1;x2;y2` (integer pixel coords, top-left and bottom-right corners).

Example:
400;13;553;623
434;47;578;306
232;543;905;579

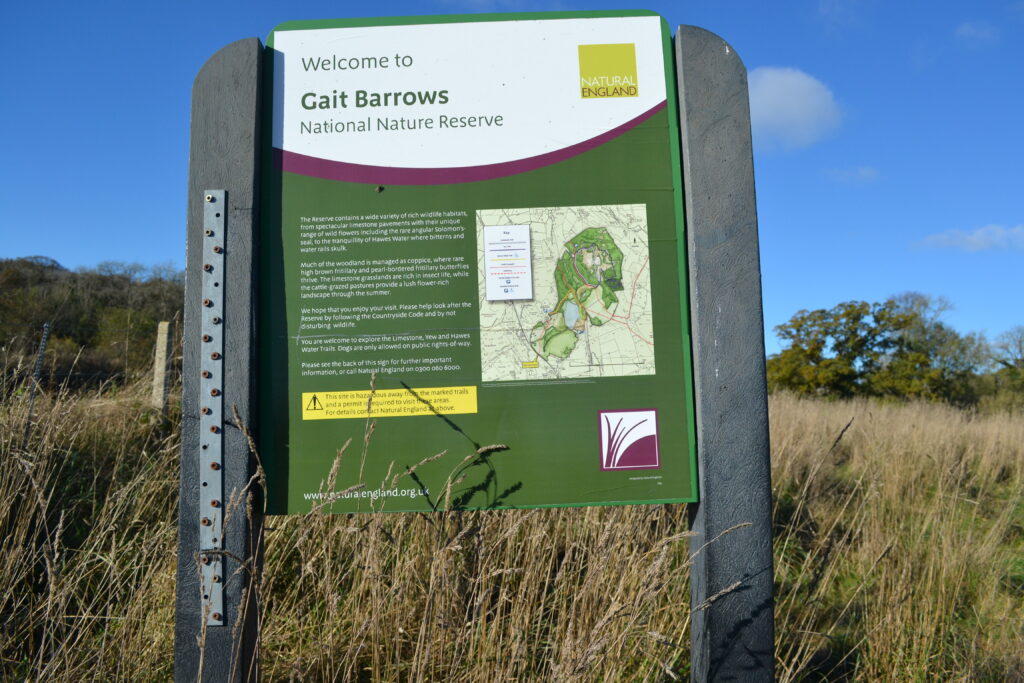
599;409;660;470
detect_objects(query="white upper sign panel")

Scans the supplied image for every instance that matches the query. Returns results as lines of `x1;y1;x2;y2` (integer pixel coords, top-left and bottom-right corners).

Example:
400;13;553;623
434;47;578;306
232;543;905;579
271;16;668;176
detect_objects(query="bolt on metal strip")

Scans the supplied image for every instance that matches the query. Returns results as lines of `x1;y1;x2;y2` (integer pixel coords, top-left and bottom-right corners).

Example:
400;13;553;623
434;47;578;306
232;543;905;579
200;189;226;626
199;552;224;628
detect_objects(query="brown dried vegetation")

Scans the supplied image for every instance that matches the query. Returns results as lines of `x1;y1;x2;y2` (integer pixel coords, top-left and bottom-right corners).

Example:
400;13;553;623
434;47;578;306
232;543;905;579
1;370;1021;680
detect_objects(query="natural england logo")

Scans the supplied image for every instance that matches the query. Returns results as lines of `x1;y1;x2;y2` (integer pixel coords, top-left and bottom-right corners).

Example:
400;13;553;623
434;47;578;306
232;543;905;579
599;409;660;470
578;43;639;98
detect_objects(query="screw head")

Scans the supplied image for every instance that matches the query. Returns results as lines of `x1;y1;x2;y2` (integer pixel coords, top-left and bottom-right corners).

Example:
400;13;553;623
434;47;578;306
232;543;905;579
212;245;223;254
203;264;213;272
210;388;220;397
211;612;223;622
201;517;212;527
210;352;221;360
202;334;212;343
205;194;214;203
210;462;221;471
200;554;210;564
211;499;221;508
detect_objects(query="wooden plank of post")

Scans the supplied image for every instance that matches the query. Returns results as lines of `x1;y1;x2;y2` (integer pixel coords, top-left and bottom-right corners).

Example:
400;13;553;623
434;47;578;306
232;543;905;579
152;321;173;413
676;25;775;681
174;37;263;682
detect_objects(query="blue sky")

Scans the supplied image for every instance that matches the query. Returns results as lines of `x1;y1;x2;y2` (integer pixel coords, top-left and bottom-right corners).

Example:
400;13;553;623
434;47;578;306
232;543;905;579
1;1;1020;353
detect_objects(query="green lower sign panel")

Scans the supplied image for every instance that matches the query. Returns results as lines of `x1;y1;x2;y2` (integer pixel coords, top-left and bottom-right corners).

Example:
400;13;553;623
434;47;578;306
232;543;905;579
260;11;698;513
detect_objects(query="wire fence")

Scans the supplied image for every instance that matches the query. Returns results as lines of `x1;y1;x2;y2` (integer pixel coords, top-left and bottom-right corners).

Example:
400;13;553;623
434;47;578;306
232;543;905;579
3;319;184;391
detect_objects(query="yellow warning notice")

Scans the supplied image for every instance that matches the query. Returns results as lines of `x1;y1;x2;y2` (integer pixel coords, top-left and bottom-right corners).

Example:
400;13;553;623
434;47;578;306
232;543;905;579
301;386;478;420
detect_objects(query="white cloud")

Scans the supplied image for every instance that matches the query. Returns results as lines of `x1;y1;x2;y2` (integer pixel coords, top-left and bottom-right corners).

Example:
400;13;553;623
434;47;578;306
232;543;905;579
921;225;1024;251
748;67;841;150
954;21;999;47
826;166;879;183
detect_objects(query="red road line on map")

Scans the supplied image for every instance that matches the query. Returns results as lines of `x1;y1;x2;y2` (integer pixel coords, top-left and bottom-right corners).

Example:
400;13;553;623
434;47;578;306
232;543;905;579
579;298;653;346
627;256;650;319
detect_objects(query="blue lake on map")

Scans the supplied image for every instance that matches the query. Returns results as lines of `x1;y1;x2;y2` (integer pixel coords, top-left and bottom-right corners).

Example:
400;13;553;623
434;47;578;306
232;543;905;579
563;301;580;329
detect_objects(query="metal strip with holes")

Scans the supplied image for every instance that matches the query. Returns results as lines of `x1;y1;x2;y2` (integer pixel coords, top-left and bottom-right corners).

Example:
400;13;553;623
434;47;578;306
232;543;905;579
199;190;225;626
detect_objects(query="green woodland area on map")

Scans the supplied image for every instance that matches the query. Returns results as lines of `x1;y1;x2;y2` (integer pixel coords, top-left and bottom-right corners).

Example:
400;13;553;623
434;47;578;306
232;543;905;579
533;228;625;360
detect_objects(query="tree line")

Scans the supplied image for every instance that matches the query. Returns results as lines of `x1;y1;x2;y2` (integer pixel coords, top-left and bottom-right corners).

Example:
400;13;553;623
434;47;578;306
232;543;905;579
767;292;1024;411
3;256;1021;411
1;256;184;388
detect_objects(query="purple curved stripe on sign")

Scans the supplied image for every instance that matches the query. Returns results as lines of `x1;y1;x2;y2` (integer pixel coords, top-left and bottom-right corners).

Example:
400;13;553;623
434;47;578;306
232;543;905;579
275;100;667;185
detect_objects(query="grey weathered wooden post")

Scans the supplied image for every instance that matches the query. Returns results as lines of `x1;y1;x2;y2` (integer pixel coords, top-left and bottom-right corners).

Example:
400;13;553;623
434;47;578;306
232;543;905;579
174;38;263;682
676;26;775;681
152;320;173;413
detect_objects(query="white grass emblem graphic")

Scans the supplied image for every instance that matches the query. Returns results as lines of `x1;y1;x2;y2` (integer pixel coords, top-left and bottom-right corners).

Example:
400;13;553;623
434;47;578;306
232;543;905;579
600;409;660;470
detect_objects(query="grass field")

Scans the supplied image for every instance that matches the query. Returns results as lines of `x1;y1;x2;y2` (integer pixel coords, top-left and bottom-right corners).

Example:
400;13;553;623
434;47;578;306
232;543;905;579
2;374;1021;680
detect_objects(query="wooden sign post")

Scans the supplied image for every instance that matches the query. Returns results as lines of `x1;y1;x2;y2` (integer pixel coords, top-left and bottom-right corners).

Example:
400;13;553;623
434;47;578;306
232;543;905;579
677;26;775;680
174;38;262;682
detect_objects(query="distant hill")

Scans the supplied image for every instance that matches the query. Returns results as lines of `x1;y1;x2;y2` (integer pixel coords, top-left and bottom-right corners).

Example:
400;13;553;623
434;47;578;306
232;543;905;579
1;257;183;388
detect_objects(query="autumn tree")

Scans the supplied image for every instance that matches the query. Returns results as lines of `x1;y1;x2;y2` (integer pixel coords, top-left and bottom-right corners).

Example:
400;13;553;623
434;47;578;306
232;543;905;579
870;292;988;404
984;326;1024;411
767;293;990;405
767;300;909;398
993;326;1024;369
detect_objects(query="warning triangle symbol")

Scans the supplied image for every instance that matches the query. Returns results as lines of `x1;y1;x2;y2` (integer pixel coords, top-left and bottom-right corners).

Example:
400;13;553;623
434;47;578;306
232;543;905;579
306;394;323;411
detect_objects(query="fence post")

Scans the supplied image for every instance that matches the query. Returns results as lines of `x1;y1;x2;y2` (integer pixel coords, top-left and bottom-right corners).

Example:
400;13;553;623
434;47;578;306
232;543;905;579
676;25;775;681
174;38;263;682
151;321;173;413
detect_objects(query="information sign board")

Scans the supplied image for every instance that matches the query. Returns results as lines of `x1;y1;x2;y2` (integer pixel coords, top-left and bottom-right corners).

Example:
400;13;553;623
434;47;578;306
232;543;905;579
260;11;698;513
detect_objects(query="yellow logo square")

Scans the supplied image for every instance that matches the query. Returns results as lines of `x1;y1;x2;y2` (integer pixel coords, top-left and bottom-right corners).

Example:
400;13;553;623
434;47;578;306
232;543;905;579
578;43;639;98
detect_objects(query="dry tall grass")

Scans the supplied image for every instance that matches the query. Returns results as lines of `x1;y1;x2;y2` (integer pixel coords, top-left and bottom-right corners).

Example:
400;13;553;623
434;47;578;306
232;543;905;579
1;371;179;679
2;373;1021;680
771;394;1024;681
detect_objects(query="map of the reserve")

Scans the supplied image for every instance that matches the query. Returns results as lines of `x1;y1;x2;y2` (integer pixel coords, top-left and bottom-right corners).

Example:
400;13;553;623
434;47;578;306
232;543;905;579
477;204;656;382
